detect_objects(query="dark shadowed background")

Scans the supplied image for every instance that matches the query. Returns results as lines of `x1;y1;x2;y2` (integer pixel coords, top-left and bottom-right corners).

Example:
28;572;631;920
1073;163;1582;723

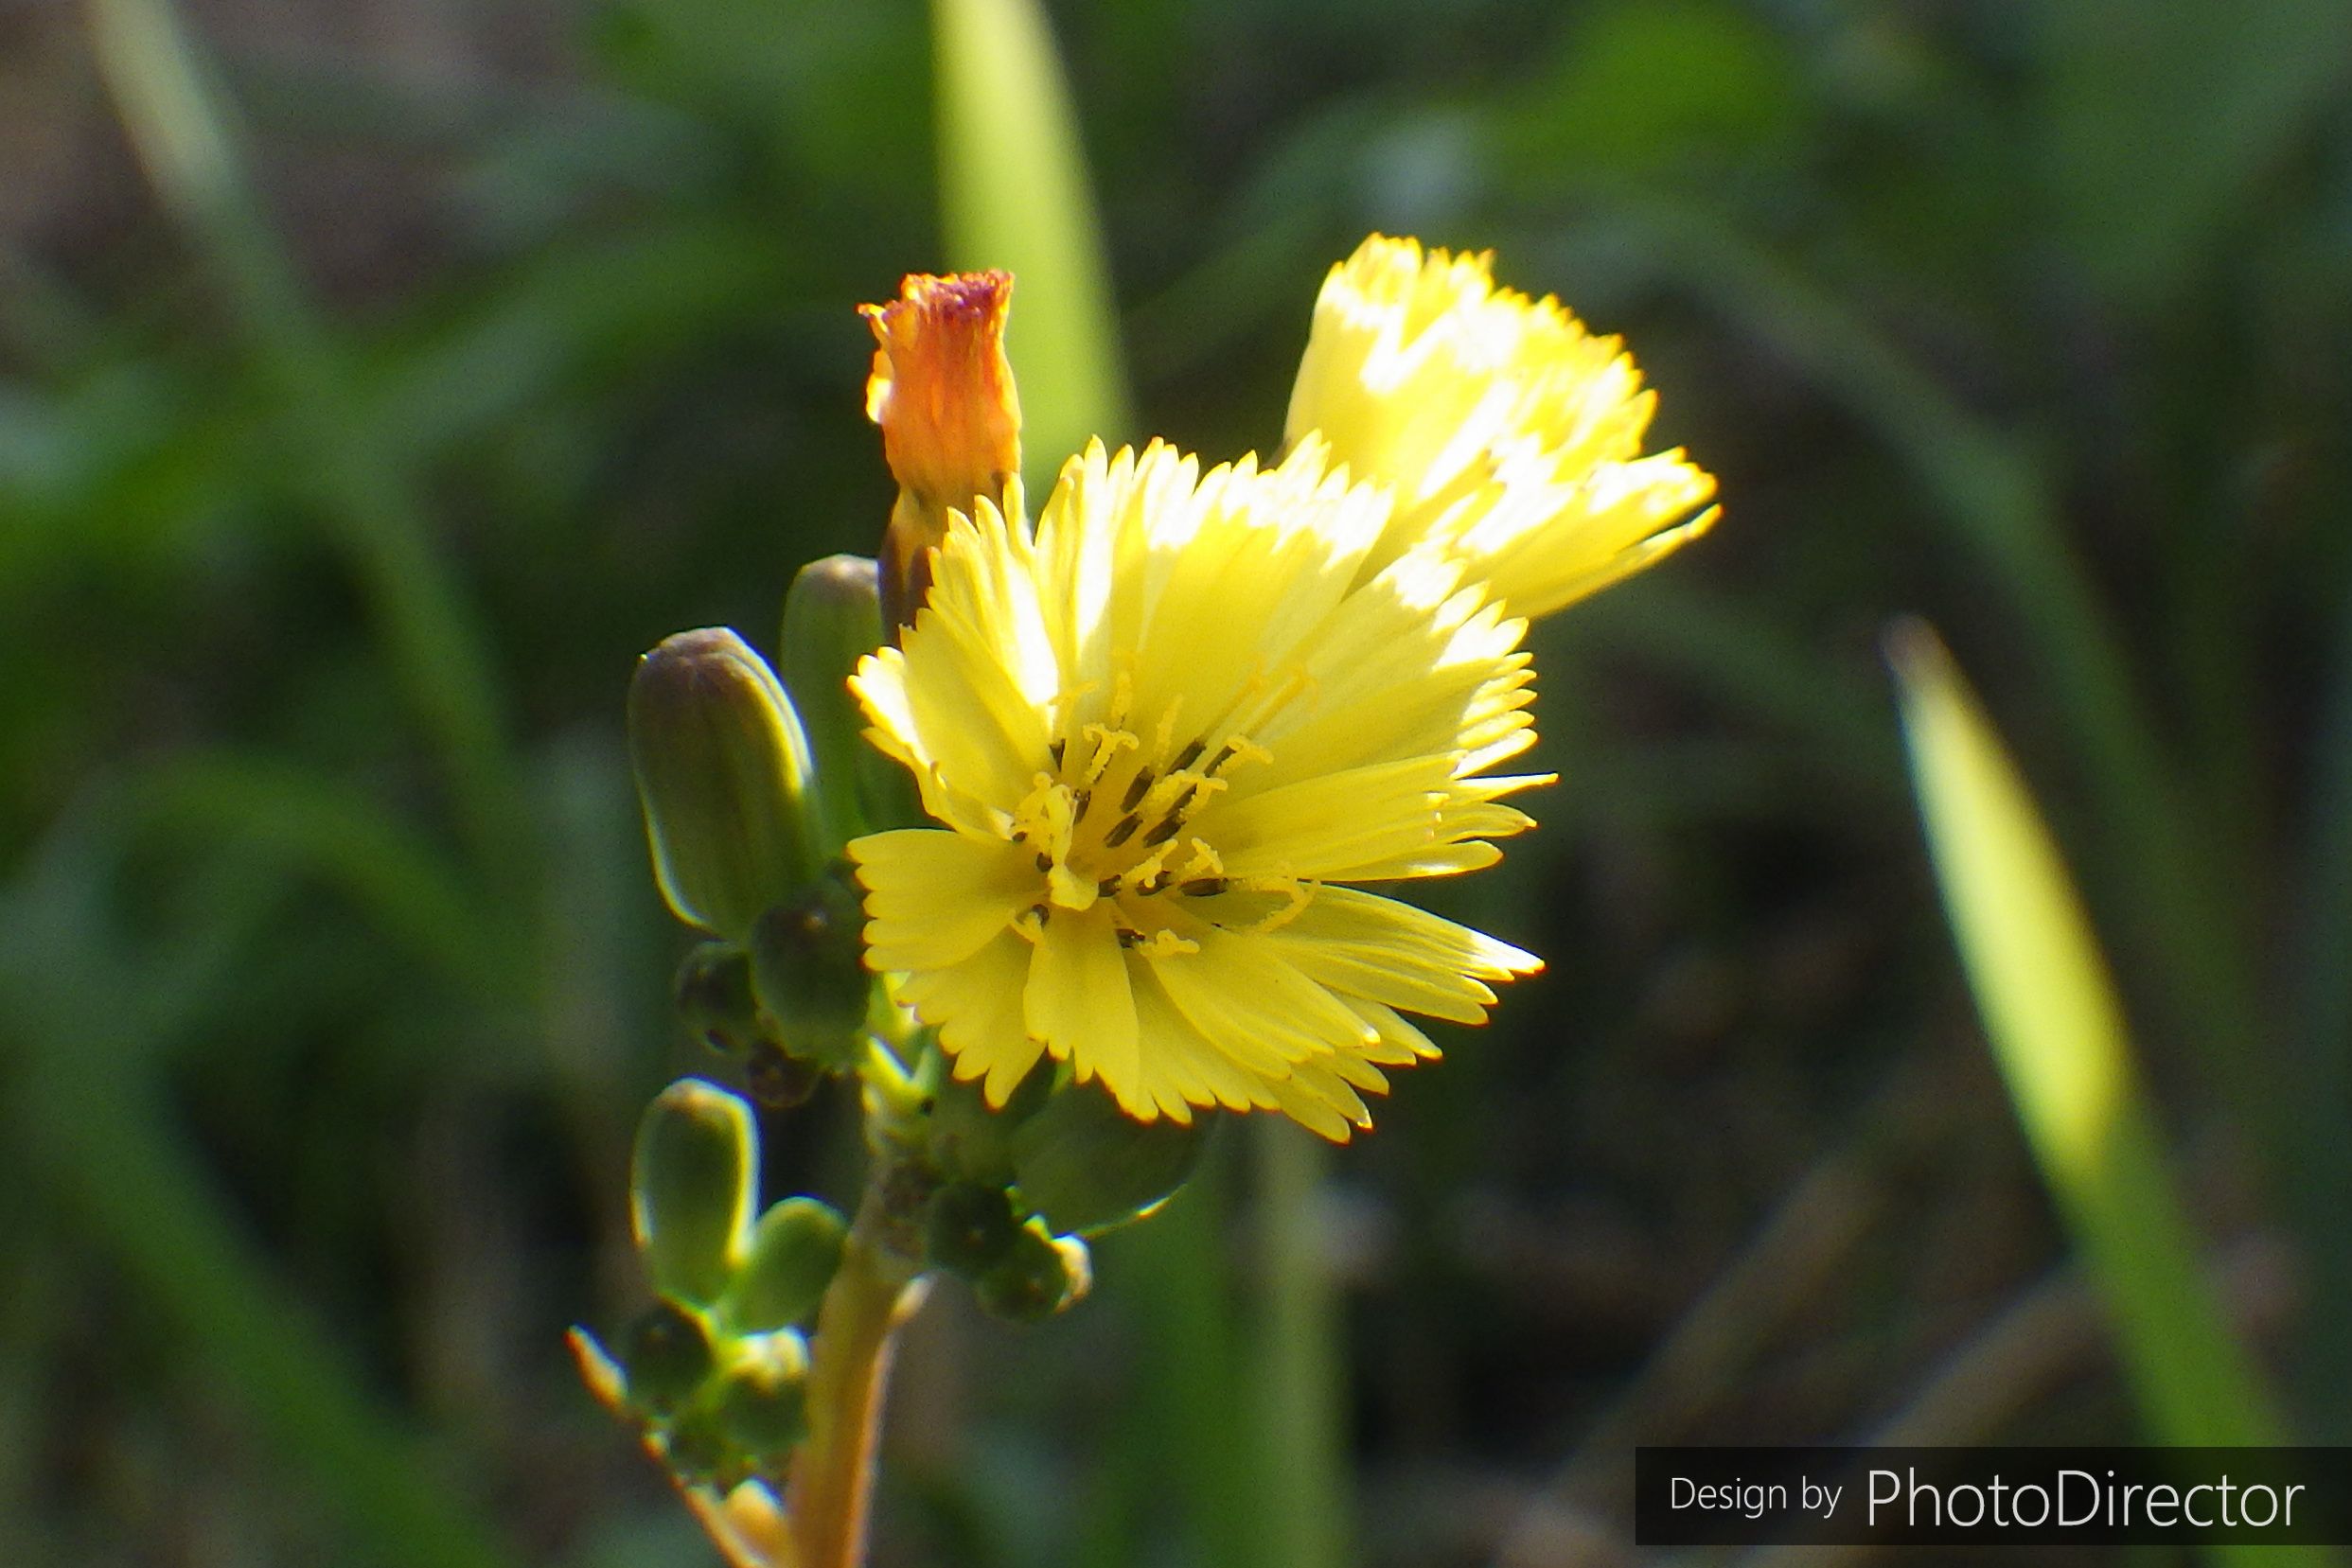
3;1;2349;1564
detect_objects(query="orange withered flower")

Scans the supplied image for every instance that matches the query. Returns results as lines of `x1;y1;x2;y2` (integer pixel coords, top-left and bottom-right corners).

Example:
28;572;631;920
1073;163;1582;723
861;270;1023;630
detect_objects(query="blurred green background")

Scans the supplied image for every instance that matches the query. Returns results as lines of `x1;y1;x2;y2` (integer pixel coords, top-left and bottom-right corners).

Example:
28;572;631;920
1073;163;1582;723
3;0;2350;1564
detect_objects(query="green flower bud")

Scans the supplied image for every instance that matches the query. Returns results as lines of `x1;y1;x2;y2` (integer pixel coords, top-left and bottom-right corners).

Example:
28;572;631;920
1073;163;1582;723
619;1299;714;1414
923;1180;1021;1278
744;1041;822;1109
928;1060;1054;1187
747;867;870;1067
673;941;759;1053
724;1197;847;1332
1010;1085;1211;1235
779;555;884;856
974;1221;1090;1323
631;1079;756;1306
628;627;819;940
660;1401;735;1489
716;1330;811;1459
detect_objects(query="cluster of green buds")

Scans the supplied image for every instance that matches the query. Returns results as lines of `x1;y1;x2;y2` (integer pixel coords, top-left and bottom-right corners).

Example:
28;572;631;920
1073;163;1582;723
627;560;884;1104
573;1082;845;1489
883;1059;1209;1320
590;534;1219;1514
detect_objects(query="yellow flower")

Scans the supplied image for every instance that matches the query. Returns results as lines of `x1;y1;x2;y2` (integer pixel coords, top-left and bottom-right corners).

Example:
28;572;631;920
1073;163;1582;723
1286;234;1717;619
846;439;1544;1140
862;269;1024;628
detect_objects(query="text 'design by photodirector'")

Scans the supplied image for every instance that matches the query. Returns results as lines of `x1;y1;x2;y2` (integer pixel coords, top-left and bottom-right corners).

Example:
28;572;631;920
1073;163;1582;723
1636;1449;2352;1546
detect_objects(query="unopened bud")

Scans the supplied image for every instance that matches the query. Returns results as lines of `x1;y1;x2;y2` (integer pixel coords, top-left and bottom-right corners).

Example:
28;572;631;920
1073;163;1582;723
1011;1084;1211;1235
724;1197;848;1332
744;1041;822;1109
860;270;1022;629
660;1402;734;1489
628;627;819;940
620;1299;714;1414
747;867;870;1068
923;1180;1021;1278
779;555;889;853
716;1330;811;1460
674;941;759;1053
631;1079;756;1306
974;1221;1090;1323
928;1063;1053;1188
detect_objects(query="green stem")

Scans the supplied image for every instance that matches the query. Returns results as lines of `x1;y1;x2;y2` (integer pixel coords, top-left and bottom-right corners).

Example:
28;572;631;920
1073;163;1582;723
783;1194;923;1568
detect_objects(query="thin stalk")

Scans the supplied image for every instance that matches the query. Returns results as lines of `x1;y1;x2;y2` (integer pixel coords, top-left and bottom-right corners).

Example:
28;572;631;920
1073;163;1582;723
1252;1121;1350;1568
85;0;526;890
784;1195;925;1568
1102;1160;1255;1568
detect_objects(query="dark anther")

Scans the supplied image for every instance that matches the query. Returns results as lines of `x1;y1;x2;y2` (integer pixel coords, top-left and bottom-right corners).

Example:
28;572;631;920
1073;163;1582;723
1180;877;1229;896
1102;814;1141;849
1035;851;1052;872
1172;739;1205;771
1049;737;1066;769
1071;788;1091;818
1206;741;1239;774
1166;784;1198;817
1028;902;1051;925
1098;876;1122;897
1121;768;1155;812
1141;817;1183;848
1115;927;1139;948
1144;872;1173;894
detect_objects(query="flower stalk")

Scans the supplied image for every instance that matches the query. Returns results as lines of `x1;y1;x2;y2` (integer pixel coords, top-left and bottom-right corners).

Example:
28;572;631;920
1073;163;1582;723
781;1196;927;1568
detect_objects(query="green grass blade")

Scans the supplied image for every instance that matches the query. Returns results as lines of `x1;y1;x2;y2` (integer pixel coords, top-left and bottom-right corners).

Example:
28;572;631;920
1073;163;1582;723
1250;1121;1349;1568
932;0;1133;482
87;0;526;889
1891;624;2308;1558
126;752;522;1005
0;835;526;1568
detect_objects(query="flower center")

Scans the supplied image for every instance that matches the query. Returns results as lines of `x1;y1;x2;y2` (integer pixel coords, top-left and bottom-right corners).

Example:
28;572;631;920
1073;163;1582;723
1003;689;1291;955
1015;720;1261;894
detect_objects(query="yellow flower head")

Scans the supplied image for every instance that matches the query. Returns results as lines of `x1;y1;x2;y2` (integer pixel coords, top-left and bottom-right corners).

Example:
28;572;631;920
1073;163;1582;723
862;269;1023;627
1287;235;1717;619
847;439;1545;1140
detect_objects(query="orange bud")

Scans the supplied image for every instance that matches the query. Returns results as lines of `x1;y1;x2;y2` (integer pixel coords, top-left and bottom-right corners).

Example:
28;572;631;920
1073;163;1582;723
860;270;1022;629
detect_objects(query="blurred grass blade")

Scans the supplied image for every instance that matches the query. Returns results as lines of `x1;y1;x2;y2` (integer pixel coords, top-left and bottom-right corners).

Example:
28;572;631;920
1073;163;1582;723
1251;1121;1349;1568
0;833;525;1568
932;0;1132;480
127;752;522;1005
87;0;524;888
2034;0;2352;309
1889;624;2296;1474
